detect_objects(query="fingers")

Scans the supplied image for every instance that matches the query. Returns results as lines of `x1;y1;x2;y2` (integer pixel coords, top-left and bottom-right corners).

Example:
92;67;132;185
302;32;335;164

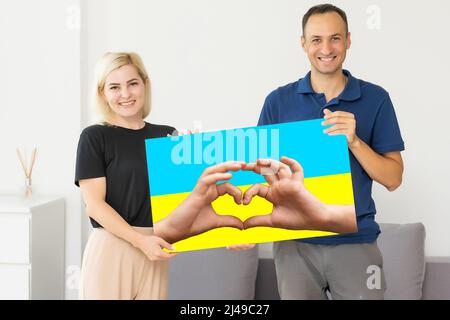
324;127;351;135
242;162;258;172
323;109;355;120
322;116;356;136
216;182;242;204
155;238;177;259
324;116;355;125
276;163;291;179
243;158;293;183
226;243;256;251
215;214;244;230
153;251;178;260
321;112;356;144
194;161;243;199
243;160;278;184
175;128;198;135
323;123;352;134
242;184;270;204
201;172;233;186
156;237;175;251
280;156;304;181
242;162;276;184
196;162;242;194
202;161;244;176
243;214;273;229
257;158;291;180
146;237;178;260
152;252;176;260
322;109;355;127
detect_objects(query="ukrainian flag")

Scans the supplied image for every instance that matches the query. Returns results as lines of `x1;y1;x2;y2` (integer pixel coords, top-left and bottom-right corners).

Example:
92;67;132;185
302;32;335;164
145;119;354;252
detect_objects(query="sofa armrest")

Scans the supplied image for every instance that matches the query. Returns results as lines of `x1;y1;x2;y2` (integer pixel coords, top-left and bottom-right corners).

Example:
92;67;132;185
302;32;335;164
422;257;450;300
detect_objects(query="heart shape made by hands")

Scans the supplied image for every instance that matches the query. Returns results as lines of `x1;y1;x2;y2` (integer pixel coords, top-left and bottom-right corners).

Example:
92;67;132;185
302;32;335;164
211;157;356;234
159;157;356;246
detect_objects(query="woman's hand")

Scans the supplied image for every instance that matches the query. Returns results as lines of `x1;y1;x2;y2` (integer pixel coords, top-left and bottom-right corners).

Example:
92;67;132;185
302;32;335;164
226;243;256;251
134;234;179;261
154;161;245;244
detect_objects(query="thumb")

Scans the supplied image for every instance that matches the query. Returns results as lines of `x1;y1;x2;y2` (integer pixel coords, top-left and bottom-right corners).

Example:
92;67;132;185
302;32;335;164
323;108;331;117
156;237;175;251
243;214;273;229
215;215;244;230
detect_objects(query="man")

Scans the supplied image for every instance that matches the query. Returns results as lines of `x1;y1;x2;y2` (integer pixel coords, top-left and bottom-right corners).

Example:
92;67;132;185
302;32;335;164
257;4;404;299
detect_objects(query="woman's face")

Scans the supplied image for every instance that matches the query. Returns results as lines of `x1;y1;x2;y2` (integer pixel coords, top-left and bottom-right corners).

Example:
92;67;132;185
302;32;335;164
103;64;147;121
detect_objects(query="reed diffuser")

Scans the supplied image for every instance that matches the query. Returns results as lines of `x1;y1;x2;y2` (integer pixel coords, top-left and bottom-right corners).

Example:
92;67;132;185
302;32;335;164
16;147;37;197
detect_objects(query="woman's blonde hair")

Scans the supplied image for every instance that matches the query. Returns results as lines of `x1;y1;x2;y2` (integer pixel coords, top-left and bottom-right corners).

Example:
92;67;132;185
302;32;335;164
93;52;151;121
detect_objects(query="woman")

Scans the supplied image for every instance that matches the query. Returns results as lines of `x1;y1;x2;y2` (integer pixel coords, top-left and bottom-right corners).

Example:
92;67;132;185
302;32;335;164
75;52;248;300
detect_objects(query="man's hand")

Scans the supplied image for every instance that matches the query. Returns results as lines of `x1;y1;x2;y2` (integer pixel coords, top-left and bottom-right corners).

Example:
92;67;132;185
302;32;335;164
154;161;245;244
242;157;357;233
323;109;404;191
242;157;328;230
322;109;360;148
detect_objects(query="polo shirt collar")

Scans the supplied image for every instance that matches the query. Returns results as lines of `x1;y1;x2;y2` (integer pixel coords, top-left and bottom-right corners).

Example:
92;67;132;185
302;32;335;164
296;71;315;94
340;70;361;101
296;69;361;102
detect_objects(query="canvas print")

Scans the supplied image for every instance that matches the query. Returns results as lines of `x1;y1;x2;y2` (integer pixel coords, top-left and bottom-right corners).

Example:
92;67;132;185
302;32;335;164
145;119;356;252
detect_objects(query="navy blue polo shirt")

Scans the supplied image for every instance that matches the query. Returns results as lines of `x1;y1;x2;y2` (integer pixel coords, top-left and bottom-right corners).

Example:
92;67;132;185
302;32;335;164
258;70;404;244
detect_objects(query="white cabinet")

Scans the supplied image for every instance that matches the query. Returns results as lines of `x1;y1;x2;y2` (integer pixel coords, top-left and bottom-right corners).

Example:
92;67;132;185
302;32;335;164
0;196;65;299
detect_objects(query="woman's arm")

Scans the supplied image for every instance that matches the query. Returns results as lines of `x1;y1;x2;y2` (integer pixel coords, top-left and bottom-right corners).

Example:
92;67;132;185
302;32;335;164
153;161;245;244
79;177;176;260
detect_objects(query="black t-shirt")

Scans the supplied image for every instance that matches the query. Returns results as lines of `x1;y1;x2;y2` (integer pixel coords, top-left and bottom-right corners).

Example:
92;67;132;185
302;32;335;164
75;122;176;228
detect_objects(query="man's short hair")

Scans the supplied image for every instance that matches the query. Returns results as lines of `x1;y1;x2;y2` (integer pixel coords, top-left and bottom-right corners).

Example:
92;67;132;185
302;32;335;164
302;3;348;35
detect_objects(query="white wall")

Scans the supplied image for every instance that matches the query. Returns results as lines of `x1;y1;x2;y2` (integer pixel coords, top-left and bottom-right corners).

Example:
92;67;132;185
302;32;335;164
1;1;446;300
0;0;81;299
83;0;450;257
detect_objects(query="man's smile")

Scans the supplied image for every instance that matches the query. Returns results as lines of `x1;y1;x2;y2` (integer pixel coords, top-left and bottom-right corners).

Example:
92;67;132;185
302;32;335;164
318;56;337;62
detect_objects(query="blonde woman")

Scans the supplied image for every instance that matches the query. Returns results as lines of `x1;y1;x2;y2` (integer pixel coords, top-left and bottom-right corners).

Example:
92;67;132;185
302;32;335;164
75;52;248;300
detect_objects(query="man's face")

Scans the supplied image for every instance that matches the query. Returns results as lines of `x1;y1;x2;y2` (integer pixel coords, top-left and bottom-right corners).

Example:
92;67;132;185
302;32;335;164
301;12;351;75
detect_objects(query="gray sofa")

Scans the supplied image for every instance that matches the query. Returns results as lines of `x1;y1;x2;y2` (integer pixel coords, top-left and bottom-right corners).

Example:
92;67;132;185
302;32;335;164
168;223;450;300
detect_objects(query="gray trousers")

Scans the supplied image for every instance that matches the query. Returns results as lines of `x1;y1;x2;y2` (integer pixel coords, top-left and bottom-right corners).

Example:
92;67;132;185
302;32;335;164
273;240;386;300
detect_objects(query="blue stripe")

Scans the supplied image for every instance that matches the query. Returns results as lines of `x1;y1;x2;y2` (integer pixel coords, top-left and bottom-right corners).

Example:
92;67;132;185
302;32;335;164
146;119;350;196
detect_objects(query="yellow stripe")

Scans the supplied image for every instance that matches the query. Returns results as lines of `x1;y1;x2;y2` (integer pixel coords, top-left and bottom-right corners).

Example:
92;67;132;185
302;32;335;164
166;228;337;252
151;173;353;252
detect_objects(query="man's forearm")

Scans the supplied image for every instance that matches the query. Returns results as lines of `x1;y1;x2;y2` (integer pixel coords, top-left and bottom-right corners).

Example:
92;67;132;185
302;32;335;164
324;204;358;233
349;138;403;191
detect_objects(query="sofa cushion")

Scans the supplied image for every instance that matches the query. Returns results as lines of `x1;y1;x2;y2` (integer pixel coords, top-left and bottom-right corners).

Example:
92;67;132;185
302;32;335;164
168;246;259;299
377;223;426;299
422;257;450;300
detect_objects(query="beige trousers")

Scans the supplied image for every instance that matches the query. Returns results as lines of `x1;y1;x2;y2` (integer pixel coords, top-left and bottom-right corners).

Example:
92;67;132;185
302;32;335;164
79;226;168;300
